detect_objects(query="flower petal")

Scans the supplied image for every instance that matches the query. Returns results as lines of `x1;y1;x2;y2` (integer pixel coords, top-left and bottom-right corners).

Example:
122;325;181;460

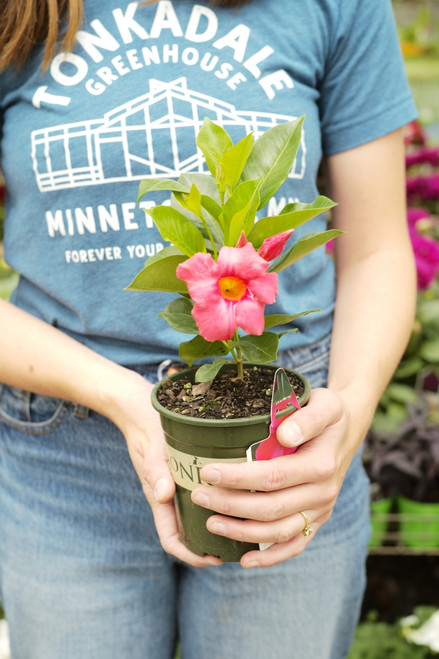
176;252;219;302
235;231;248;248
192;298;237;341
247;272;278;304
235;295;265;335
217;243;269;280
257;230;294;261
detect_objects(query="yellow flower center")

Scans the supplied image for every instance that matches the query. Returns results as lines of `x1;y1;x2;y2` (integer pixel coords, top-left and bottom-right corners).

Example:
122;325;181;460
218;276;247;301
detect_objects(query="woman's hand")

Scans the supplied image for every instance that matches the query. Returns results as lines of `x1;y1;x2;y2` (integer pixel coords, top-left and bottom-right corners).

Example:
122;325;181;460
0;300;221;567
108;369;223;568
188;129;415;569
190;387;359;568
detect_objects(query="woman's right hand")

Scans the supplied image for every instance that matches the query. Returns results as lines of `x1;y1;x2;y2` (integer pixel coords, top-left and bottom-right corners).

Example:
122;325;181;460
0;299;221;566
107;368;223;568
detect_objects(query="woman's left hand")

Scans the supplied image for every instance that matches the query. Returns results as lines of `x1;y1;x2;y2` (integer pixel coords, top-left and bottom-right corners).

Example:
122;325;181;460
191;387;359;568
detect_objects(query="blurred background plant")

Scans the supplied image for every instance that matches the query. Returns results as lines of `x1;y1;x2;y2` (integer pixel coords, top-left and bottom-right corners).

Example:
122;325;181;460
370;117;439;438
348;607;439;659
0;175;18;301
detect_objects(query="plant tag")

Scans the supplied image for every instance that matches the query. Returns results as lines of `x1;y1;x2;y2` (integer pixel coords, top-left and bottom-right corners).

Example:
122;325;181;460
246;367;301;550
246;367;301;462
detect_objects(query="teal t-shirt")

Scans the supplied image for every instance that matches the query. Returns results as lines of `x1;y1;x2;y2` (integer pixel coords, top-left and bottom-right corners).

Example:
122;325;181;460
0;0;417;365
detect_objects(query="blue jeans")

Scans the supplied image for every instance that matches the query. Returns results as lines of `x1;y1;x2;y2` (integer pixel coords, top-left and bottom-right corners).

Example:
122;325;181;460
0;334;370;659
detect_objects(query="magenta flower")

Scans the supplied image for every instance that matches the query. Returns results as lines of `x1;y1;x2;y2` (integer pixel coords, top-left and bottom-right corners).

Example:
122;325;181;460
176;243;278;342
407;207;430;227
407;175;439;203
406;147;439;169
409;227;439;290
404;120;426;147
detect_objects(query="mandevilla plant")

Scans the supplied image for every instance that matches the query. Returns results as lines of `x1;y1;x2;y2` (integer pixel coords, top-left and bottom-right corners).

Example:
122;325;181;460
127;116;341;382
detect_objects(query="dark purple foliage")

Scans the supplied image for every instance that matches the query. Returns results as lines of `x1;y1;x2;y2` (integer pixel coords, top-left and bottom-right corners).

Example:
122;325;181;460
364;397;439;502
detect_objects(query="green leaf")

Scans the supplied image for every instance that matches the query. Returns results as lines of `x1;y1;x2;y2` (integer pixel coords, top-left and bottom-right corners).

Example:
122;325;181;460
196;117;233;178
418;299;439;327
264;309;320;329
241;116;305;209
220;132;254;189
176;172;225;234
146;206;206;257
222;180;260;246
178;173;221;202
278;329;298;338
159;297;198;334
137;178;189;203
373;402;409;432
420;338;439;363
200;195;222;221
238;333;279;364
179;335;229;367
195;359;235;383
173;185;202;218
125;246;187;294
248;196;337;248
269;229;343;273
395;357;424;379
385;383;419;404
200;195;224;232
171;194;224;252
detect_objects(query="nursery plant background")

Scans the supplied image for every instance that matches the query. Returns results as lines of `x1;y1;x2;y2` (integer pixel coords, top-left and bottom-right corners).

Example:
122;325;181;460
0;1;439;657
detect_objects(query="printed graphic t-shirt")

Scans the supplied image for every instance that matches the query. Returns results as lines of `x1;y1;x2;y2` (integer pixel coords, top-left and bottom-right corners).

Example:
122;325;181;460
0;0;417;365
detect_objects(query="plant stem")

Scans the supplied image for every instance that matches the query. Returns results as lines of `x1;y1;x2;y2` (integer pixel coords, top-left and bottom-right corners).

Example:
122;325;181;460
232;331;244;380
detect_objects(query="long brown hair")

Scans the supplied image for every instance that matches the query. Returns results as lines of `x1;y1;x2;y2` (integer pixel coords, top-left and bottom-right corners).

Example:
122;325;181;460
0;0;248;73
0;0;83;72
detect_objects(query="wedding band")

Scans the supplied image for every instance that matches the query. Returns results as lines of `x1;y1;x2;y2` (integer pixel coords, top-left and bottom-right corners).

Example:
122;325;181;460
299;511;313;537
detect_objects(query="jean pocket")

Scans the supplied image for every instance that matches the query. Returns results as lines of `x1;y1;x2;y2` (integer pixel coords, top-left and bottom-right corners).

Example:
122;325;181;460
0;384;70;435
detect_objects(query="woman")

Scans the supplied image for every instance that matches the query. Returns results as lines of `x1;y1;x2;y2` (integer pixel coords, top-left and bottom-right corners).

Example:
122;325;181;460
0;1;417;657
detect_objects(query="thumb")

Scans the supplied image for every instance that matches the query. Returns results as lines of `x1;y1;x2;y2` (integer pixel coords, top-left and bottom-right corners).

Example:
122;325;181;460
276;414;305;448
276;388;342;448
139;433;175;504
153;473;175;504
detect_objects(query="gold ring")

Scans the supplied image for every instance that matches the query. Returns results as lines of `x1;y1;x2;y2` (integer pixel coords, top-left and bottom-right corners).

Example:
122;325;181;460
299;511;313;537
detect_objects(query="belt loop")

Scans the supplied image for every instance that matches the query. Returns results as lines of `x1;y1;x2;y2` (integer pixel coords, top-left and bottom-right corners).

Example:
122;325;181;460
74;404;90;419
157;359;172;381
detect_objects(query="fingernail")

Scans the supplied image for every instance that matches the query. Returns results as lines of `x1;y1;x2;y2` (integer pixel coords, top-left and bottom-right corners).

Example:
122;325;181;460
154;477;169;502
243;560;259;569
282;420;304;447
192;491;210;507
207;557;223;566
209;521;226;535
202;468;221;484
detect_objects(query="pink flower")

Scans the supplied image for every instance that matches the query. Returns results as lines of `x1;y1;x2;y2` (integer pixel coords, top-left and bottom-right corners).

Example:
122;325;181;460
236;229;294;261
409;227;439;290
407;207;430;227
176;243;278;341
256;231;294;261
406;147;439;169
404;120;426;147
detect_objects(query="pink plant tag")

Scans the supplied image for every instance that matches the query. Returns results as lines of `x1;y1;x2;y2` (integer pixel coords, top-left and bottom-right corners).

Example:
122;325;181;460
246;368;301;462
245;368;301;551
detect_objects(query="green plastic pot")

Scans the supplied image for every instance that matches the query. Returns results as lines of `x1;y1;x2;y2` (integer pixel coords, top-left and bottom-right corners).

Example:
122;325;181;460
369;497;393;548
397;496;439;549
151;364;310;562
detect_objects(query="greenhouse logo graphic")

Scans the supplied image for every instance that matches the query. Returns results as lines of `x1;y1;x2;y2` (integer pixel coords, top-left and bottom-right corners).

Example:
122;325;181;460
31;78;306;193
